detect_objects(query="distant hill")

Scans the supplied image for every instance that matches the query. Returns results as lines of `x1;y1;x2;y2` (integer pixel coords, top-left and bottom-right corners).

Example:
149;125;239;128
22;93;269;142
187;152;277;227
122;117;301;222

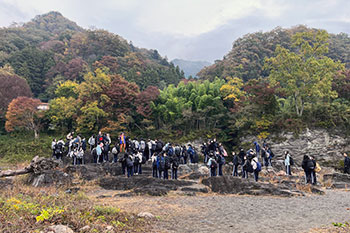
0;11;184;100
171;59;211;78
197;25;350;81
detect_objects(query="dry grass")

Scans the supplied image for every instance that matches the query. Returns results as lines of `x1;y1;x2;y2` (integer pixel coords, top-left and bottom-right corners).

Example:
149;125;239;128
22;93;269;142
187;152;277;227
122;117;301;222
0;181;154;233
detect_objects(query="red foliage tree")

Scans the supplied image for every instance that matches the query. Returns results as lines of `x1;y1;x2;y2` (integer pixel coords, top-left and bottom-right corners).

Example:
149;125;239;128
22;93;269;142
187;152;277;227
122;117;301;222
93;56;119;73
0;70;32;116
105;75;140;115
244;79;278;114
333;69;350;100
5;97;42;138
135;86;160;117
64;58;88;81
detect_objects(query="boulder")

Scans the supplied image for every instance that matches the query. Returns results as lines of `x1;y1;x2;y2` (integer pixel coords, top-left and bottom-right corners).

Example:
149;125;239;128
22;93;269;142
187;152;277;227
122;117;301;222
44;225;74;233
138;212;155;218
201;176;319;197
99;176;195;195
27;170;71;187
198;166;210;175
64;163;123;180
177;164;193;176
323;173;350;189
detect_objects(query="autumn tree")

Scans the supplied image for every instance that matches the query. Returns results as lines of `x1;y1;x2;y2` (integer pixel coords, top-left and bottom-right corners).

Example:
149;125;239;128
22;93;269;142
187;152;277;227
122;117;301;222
266;30;344;117
135;86;160;118
5;97;42;138
0;65;32;116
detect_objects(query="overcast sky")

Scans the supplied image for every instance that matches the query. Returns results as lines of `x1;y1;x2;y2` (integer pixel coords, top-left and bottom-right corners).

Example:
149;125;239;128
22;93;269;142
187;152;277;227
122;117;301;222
1;0;350;62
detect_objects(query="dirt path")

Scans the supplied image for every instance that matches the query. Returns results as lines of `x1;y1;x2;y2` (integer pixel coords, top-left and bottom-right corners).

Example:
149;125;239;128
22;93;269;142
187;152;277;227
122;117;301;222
90;189;350;232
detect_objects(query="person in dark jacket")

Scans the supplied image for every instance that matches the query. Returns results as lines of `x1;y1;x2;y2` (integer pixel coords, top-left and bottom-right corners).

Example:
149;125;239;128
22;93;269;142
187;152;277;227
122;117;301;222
171;155;179;179
238;148;245;177
344;153;350;174
163;154;171;179
232;152;239;176
125;153;134;177
207;154;217;177
217;149;225;176
310;156;317;185
301;155;314;184
119;153;128;176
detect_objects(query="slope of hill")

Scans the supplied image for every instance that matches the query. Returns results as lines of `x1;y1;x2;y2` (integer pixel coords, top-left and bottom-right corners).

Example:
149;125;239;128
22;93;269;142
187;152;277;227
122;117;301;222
0;11;184;100
171;59;211;78
197;25;350;81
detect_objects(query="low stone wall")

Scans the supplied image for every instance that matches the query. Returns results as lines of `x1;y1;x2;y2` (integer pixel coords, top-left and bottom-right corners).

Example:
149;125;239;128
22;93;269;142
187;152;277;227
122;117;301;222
242;129;350;167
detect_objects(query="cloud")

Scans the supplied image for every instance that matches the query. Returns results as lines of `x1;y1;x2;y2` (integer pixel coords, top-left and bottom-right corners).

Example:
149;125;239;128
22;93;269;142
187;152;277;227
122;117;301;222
1;0;350;62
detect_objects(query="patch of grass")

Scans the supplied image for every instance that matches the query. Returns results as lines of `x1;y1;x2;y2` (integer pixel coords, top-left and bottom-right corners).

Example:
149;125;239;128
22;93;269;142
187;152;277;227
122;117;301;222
0;134;53;165
0;184;153;232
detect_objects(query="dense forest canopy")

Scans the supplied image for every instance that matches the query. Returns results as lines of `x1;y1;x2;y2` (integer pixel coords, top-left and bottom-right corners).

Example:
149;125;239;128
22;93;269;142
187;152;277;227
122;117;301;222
0;11;184;101
2;12;350;149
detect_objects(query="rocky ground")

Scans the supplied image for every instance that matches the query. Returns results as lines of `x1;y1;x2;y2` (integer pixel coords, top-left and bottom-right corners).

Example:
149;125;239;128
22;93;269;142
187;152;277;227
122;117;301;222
2;157;350;233
88;188;350;233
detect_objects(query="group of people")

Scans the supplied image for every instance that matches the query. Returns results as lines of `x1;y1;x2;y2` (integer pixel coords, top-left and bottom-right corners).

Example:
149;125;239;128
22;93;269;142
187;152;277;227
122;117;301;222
52;131;200;179
51;132;88;165
51;131;350;186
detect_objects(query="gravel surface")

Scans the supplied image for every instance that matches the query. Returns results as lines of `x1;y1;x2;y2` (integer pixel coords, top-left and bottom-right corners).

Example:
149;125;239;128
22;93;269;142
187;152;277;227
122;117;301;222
101;190;350;233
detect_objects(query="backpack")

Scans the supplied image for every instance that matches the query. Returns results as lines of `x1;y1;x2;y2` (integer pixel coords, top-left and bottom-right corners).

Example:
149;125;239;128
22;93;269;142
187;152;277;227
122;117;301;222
255;161;262;172
164;157;171;169
290;156;294;166
141;155;147;164
307;160;315;170
112;147;118;154
55;143;63;154
134;156;140;164
168;147;174;156
151;143;156;151
91;148;97;157
173;158;179;168
152;158;158;168
193;150;199;163
140;141;146;150
210;159;218;169
126;157;134;167
156;142;163;151
220;155;225;165
159;156;165;171
175;147;181;156
315;162;321;173
245;161;254;173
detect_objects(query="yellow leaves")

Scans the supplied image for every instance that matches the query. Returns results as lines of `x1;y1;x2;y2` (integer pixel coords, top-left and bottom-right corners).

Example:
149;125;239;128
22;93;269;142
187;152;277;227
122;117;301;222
220;77;246;101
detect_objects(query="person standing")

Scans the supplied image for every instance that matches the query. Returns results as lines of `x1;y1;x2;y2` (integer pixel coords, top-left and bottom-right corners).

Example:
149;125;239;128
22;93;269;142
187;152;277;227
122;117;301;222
119;132;126;153
88;135;95;151
151;153;158;178
302;155;314;184
232;152;239;176
238;148;245;177
217;150;225;176
96;142;103;164
344;153;350;174
207;155;217;177
251;155;261;182
310;156;317;185
126;153;134;177
253;141;260;160
284;151;292;176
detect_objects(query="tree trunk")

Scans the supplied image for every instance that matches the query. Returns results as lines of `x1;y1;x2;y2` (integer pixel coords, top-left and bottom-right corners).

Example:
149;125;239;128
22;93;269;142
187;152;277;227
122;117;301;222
0;169;31;178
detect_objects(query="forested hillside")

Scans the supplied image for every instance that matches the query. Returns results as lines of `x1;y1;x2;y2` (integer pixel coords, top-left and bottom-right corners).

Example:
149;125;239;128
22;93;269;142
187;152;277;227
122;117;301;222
197;25;350;81
2;13;350;148
0;11;184;102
